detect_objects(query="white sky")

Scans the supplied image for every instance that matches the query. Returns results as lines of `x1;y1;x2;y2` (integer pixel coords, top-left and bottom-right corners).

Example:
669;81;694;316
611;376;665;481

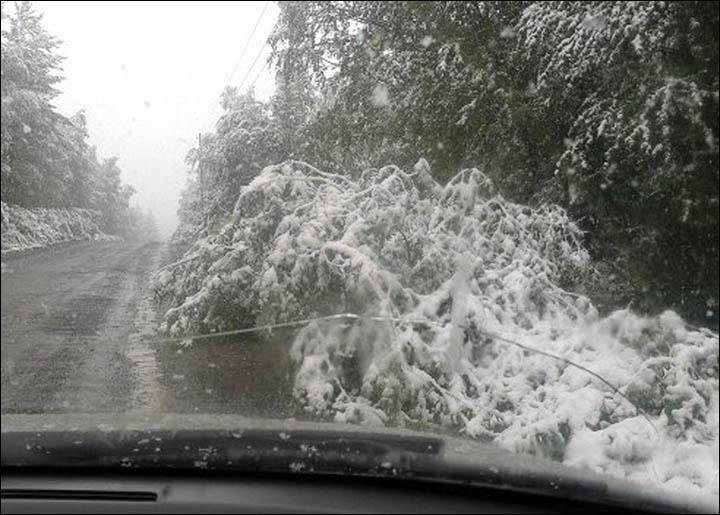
32;1;279;237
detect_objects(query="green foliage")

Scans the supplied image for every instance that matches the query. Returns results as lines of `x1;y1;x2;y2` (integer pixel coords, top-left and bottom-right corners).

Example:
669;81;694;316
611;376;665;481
176;88;285;241
518;1;719;325
260;1;718;326
1;0;64;205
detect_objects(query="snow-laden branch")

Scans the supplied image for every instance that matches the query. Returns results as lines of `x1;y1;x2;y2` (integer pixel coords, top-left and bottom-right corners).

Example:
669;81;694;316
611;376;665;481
153;159;718;499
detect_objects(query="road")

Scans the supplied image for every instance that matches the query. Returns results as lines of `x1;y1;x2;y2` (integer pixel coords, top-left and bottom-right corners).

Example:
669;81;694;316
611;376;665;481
1;240;294;417
1;239;163;414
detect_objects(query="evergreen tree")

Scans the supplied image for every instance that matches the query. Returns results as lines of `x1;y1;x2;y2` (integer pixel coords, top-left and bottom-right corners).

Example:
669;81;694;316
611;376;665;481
1;1;137;235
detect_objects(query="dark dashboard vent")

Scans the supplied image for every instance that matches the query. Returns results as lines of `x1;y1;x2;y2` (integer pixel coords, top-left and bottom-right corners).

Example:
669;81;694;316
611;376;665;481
1;489;157;502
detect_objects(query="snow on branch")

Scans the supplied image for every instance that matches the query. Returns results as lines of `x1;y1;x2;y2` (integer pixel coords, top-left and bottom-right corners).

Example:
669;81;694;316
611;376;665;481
153;159;718;498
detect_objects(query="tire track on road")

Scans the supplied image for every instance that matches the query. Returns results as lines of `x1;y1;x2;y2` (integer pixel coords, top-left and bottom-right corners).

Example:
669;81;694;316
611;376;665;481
1;239;164;414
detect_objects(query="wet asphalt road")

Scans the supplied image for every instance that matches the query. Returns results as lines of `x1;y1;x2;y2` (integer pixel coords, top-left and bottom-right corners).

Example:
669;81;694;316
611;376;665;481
1;240;162;414
1;239;293;418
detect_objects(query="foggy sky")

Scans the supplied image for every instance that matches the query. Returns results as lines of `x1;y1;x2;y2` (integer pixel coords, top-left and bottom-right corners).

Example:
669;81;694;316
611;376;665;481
33;1;279;237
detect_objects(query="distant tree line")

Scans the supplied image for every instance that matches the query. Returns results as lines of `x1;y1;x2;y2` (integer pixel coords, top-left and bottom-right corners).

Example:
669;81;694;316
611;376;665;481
180;1;717;326
1;1;136;235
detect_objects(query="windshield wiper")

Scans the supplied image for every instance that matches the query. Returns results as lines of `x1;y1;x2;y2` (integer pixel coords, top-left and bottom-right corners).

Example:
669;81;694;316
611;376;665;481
3;426;442;475
1;414;711;514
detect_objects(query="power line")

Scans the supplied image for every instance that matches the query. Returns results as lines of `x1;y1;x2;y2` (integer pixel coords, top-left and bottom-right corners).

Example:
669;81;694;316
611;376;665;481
223;1;270;87
201;1;271;132
235;21;276;92
143;310;659;437
249;47;272;90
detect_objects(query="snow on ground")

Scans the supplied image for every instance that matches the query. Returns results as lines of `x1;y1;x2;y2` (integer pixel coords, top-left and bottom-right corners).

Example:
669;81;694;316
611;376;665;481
1;201;117;255
154;160;719;503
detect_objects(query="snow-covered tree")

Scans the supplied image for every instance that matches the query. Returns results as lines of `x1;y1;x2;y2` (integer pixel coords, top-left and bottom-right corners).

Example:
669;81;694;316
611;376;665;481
155;159;718;496
263;1;718;324
516;1;719;324
1;1;136;235
175;88;284;241
1;0;64;205
160;0;718;499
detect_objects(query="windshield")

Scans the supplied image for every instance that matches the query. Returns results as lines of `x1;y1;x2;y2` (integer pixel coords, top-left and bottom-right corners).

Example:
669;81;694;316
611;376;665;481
1;0;718;510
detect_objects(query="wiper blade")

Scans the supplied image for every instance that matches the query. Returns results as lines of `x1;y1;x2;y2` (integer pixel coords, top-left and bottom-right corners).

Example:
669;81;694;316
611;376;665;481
2;427;443;476
2;426;618;511
1;414;713;514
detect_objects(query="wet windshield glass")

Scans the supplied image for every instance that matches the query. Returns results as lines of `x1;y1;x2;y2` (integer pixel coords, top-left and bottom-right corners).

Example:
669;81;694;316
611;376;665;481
1;0;718;508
